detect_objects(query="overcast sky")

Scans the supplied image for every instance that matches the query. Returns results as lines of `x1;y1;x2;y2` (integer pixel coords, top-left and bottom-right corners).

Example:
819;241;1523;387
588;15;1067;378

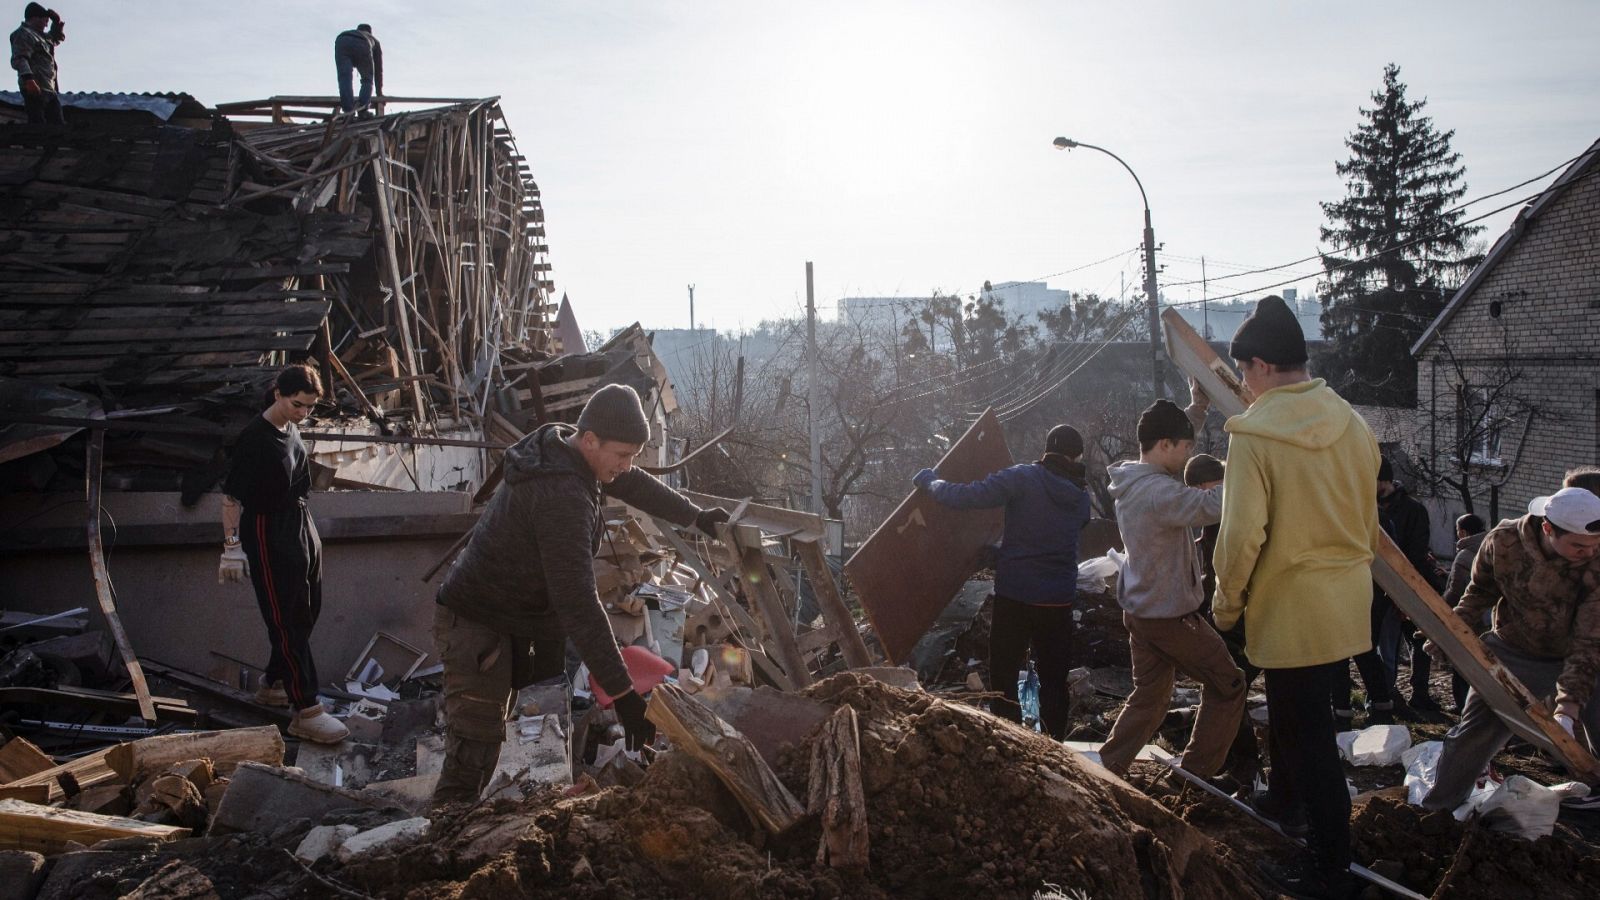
57;1;1600;332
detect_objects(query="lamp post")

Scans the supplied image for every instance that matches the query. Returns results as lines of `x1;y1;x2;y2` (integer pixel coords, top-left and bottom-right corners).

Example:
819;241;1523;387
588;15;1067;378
1052;136;1165;398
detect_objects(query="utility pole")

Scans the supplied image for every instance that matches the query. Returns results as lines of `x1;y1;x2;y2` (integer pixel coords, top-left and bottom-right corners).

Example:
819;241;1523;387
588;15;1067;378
806;262;823;516
1142;210;1163;398
687;284;695;331
1201;256;1209;340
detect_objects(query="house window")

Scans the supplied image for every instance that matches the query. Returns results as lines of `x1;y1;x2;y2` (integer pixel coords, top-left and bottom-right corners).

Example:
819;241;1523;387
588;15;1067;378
1458;385;1504;466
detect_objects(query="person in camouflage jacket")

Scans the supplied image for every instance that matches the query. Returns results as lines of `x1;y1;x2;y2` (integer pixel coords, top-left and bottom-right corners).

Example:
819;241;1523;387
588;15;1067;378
1422;487;1600;810
9;3;64;124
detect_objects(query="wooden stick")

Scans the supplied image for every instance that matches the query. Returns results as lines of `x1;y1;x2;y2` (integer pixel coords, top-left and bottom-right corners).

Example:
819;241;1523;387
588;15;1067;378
808;704;868;871
85;430;157;722
1160;308;1600;781
645;683;805;834
726;523;815;688
795;539;873;668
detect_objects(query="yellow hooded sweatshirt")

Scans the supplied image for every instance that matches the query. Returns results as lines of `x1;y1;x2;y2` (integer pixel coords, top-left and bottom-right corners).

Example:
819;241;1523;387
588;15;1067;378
1212;378;1381;669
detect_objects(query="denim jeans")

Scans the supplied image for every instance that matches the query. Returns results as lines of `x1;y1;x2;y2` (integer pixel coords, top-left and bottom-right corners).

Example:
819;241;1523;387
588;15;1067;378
334;34;374;112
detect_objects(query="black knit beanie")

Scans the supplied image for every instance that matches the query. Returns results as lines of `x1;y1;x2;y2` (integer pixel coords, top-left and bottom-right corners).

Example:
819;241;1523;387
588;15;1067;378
1045;424;1083;459
1230;295;1308;366
1378;457;1394;482
1137;399;1194;445
576;384;651;444
24;3;47;20
1183;453;1225;487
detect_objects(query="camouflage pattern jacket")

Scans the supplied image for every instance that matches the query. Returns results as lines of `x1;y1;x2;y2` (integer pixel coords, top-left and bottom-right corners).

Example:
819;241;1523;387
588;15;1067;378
9;22;59;91
1455;513;1600;707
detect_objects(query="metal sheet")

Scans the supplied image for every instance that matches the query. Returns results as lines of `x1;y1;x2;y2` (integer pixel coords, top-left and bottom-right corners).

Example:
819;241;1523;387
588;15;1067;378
845;409;1012;664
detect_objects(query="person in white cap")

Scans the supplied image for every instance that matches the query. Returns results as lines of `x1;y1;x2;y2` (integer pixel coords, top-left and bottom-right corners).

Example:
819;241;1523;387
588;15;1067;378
1421;485;1600;810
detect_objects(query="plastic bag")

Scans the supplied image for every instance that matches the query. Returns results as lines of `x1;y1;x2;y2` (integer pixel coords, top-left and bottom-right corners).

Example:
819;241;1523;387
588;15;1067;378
1018;664;1041;730
1077;553;1122;591
1403;739;1588;838
1335;724;1412;766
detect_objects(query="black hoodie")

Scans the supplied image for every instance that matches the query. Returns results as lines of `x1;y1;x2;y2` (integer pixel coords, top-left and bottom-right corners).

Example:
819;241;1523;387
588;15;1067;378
438;423;701;696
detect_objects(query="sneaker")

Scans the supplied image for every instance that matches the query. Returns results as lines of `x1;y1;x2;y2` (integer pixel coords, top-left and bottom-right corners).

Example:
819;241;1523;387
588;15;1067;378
288;705;350;745
1365;702;1395;726
1247;788;1309;839
1257;858;1361;900
253;682;289;708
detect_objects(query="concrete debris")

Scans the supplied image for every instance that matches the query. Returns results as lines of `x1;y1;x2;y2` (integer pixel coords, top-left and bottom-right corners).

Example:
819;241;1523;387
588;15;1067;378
294;823;360;863
0;849;46;900
209;762;392;835
334;816;430;863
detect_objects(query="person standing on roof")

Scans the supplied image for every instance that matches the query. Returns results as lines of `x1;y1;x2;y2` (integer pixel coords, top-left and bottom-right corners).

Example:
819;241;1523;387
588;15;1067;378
430;384;730;806
218;363;350;745
1212;295;1381;899
9;3;65;125
334;23;383;115
912;424;1092;739
1098;391;1247;780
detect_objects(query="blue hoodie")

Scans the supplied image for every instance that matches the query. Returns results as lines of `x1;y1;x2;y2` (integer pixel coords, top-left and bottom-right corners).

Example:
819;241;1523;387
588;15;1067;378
922;457;1091;605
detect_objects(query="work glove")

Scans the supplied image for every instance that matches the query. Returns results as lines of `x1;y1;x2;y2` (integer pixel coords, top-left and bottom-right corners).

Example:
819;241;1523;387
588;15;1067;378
613;690;656;752
1423;638;1449;669
20;77;39;97
694;506;730;536
1556;713;1577;739
913;467;937;490
218;544;249;584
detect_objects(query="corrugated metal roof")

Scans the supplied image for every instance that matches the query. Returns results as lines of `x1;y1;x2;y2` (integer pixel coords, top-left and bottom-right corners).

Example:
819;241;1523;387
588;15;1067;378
0;90;209;120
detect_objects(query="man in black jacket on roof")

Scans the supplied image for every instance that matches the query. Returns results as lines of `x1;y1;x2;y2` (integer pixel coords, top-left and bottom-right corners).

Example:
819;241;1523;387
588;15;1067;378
430;384;729;805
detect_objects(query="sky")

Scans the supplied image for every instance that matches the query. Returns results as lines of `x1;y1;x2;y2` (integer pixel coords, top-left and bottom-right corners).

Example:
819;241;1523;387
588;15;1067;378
55;1;1600;332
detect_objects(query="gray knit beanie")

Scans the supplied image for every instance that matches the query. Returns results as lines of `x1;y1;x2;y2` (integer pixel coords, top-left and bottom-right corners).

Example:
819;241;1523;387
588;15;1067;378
576;384;651;444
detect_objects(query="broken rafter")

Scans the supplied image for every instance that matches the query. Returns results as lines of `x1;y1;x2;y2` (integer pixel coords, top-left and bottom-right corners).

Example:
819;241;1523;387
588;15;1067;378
85;429;157;723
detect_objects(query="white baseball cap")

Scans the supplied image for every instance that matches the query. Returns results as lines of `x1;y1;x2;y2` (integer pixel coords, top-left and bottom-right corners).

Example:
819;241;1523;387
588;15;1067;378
1528;487;1600;535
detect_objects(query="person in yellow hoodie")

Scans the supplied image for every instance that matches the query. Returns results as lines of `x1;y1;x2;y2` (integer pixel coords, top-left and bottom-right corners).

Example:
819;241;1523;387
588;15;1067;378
1212;295;1380;900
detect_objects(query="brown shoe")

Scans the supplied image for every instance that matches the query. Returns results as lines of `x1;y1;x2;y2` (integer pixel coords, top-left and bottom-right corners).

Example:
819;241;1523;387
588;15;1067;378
253;682;290;708
289;705;350;745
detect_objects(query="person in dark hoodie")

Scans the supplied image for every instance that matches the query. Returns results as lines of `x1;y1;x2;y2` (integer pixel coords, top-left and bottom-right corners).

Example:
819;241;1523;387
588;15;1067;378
334;24;383;114
431;385;729;806
913;424;1091;739
1099;390;1246;778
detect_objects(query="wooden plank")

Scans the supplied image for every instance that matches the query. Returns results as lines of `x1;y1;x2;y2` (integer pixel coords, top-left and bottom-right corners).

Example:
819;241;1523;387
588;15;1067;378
727;524;814;688
0;336;309;360
0;744;129;804
1159;307;1600;781
0;311;327;344
0;738;54;783
796;539;874;668
85;430;158;722
844;409;1013;664
110;726;285;782
808;705;868;871
0;301;333;323
0;799;188;854
645;683;805;834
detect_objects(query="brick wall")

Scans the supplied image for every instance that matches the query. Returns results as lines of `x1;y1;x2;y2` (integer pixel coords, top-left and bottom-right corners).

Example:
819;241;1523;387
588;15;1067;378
1414;156;1600;520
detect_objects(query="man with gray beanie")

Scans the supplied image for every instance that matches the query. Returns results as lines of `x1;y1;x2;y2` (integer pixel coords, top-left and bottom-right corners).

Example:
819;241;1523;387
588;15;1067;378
431;384;729;805
1099;383;1246;780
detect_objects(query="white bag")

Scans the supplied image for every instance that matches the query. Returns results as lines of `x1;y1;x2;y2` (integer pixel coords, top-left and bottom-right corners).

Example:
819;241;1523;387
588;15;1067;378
1336;724;1412;767
1076;553;1122;591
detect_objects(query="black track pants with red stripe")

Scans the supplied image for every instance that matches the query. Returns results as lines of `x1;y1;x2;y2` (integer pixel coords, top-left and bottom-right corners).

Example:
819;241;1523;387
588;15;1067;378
241;507;323;711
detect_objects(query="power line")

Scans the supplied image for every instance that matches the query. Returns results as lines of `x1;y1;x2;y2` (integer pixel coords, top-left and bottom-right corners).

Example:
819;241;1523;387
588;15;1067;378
1157;152;1582;291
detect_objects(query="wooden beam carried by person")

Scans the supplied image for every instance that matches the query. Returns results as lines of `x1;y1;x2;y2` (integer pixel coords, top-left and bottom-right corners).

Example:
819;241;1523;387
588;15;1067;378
1161;307;1600;781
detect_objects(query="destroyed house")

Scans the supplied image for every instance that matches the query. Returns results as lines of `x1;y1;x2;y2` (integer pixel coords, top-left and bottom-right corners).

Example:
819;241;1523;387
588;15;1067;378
0;94;675;686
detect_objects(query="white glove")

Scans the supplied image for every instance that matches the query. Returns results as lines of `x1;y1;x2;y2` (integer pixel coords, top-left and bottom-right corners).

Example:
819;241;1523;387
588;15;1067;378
218;544;249;584
1555;713;1577;738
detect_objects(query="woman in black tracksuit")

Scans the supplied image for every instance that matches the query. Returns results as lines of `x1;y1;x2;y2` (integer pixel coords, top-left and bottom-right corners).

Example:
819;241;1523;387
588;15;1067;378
219;363;347;744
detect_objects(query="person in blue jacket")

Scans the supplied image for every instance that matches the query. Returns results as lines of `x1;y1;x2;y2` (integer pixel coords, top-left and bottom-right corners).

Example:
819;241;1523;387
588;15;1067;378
914;424;1092;738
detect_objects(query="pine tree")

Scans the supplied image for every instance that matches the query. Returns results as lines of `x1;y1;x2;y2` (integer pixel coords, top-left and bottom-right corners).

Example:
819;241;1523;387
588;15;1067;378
1316;63;1482;406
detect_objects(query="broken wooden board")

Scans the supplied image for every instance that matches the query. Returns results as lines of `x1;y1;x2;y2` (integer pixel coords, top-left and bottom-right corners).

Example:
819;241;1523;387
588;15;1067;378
795;539;875;669
1161;307;1600;781
109;726;285;782
726;523;815;689
646;683;805;834
1;742;129;803
808;705;868;871
845;408;1013;664
85;430;157;722
0;798;188;854
0;738;54;783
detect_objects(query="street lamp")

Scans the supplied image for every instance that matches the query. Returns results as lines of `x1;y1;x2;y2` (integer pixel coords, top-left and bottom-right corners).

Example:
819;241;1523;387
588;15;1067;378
1052;136;1165;398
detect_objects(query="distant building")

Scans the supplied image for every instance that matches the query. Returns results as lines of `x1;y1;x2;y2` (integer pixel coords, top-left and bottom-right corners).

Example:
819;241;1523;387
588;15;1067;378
1168;287;1325;342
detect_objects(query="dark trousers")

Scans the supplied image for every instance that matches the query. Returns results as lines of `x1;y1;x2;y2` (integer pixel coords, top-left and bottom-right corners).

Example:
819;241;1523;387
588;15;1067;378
242;508;323;711
1265;662;1351;877
22;87;64;125
432;604;565;805
1334;594;1393;711
1214;621;1263;777
989;594;1074;739
334;35;374;112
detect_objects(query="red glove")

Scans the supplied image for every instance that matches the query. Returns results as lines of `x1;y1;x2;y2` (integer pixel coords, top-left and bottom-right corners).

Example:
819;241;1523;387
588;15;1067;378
21;78;40;97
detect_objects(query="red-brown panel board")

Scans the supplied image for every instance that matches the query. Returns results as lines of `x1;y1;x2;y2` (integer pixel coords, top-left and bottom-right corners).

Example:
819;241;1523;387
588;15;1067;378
844;409;1013;664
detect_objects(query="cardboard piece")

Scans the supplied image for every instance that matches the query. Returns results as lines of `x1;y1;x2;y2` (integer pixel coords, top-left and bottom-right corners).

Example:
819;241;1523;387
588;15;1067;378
845;408;1013;664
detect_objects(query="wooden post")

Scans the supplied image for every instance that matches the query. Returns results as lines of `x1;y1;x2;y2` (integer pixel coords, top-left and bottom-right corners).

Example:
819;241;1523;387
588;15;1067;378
645;683;805;834
366;135;429;422
808;704;868;871
1161;308;1600;781
85;430;157;723
796;540;873;668
726;523;815;688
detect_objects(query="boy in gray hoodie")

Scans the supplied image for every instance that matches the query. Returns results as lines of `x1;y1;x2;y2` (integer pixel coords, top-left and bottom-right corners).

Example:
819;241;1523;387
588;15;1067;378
1098;389;1246;777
